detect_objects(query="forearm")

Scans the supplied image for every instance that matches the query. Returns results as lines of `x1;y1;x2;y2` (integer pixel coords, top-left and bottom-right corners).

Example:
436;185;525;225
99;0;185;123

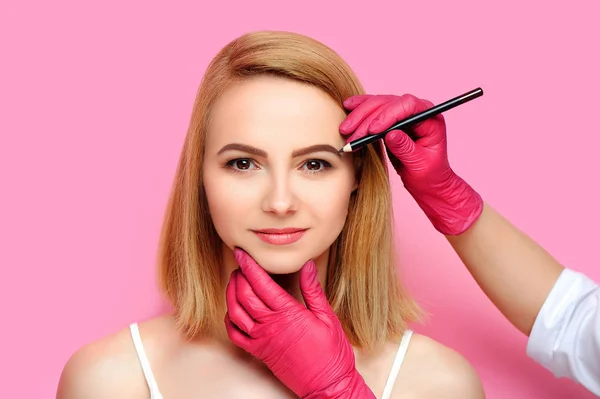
446;202;564;335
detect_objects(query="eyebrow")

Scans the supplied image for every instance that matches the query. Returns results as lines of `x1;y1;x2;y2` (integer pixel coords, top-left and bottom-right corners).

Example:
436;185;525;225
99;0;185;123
216;143;341;158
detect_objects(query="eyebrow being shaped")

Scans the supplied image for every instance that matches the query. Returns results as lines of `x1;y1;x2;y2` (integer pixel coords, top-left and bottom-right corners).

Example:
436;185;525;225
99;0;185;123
216;143;342;158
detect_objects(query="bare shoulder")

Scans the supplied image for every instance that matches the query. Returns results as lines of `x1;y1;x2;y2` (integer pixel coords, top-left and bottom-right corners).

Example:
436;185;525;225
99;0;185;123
393;332;485;399
56;315;175;399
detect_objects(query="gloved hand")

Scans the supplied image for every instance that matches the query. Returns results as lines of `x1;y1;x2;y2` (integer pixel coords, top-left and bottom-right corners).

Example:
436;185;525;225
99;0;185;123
225;248;376;399
339;94;483;235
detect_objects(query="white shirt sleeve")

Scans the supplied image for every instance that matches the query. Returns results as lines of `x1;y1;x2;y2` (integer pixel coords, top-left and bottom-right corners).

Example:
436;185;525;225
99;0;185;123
526;267;600;396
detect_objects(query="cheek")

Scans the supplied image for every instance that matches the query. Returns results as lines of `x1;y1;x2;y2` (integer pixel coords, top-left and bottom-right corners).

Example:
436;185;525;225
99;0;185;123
306;173;355;231
203;173;255;246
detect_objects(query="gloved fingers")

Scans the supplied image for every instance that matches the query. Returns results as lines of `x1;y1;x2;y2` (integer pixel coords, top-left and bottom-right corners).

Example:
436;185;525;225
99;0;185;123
233;247;295;311
342;94;373;111
348;103;388;143
299;260;336;326
383;130;420;165
224;311;252;348
235;269;273;323
225;270;257;336
339;95;393;139
368;95;444;143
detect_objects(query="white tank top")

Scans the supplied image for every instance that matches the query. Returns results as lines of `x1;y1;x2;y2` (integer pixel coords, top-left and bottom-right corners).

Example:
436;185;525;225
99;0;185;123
130;323;413;399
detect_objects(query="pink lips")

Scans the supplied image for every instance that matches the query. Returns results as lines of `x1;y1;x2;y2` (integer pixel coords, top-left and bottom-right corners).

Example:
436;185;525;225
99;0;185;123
252;228;308;245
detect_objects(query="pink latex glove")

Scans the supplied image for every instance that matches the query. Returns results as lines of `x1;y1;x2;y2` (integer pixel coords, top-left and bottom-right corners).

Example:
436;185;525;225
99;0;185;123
339;93;483;235
225;248;376;399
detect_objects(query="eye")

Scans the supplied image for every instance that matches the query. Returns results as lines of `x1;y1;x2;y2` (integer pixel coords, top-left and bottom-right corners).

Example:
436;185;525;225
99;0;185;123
301;159;332;173
225;158;258;172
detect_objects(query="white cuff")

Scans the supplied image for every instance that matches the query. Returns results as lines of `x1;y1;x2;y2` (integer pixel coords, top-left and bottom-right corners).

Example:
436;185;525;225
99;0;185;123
526;267;600;395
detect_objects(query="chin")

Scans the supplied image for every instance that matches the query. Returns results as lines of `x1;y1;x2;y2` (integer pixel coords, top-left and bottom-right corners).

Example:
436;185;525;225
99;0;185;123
247;247;312;275
222;232;335;274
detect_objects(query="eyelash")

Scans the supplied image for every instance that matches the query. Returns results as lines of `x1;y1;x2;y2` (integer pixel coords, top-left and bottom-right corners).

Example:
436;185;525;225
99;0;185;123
224;158;333;174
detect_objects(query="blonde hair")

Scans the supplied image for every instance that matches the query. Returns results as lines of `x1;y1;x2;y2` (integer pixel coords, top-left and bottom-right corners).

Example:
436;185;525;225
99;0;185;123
157;30;422;351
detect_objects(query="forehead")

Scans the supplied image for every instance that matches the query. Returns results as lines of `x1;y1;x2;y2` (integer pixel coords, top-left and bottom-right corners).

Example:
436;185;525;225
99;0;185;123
206;76;347;150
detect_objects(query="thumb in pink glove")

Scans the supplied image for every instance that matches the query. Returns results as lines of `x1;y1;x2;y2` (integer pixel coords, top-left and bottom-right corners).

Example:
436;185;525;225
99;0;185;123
339;93;483;235
225;248;376;399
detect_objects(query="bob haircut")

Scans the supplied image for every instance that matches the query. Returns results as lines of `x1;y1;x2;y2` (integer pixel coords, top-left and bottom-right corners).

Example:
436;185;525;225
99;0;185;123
157;30;422;351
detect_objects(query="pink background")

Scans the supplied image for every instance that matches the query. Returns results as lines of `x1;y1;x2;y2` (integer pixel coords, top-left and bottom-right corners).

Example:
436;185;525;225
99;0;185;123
2;1;599;398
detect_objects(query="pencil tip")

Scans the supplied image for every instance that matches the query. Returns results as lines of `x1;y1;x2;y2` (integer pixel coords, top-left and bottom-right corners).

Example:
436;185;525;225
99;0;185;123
340;143;352;153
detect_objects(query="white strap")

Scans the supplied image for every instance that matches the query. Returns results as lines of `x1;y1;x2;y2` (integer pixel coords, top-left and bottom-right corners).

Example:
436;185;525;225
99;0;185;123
129;323;163;399
381;329;413;399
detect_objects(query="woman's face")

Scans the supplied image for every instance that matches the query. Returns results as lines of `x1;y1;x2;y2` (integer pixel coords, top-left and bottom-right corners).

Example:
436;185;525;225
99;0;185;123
203;75;357;274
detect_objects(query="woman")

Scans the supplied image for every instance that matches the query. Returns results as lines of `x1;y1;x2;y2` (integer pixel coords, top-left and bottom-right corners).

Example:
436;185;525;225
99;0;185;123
57;31;485;398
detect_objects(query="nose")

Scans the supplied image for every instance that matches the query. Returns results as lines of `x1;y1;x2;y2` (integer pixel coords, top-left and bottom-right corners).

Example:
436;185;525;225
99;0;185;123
261;170;298;216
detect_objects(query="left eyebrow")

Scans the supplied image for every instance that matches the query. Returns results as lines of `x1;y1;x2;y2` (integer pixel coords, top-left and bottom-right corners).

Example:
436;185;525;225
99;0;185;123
292;144;341;158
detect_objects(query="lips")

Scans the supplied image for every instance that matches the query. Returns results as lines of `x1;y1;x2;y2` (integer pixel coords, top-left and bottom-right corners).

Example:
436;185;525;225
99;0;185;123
254;227;306;234
252;227;308;245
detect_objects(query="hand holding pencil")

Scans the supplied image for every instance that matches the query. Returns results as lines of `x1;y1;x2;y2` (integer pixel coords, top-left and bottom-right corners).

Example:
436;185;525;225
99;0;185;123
339;91;483;236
